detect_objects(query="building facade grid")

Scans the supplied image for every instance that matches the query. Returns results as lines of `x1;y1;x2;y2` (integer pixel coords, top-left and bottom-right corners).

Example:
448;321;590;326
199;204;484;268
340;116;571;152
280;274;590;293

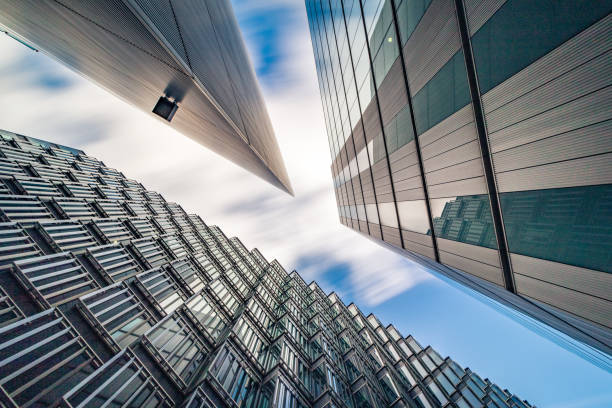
0;129;532;407
305;0;612;359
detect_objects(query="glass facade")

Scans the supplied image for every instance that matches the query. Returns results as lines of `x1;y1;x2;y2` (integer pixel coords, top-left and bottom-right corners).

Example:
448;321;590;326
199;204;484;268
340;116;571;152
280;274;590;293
0;130;532;407
306;0;612;356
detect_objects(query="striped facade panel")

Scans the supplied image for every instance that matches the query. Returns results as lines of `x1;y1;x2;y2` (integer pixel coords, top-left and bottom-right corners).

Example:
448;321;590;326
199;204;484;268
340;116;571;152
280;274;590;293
511;254;612;330
368;222;382;240
515;273;612;330
402;0;462;94
472;5;612;324
419;105;487;199
372;160;394;203
378;59;408;126
484;19;612;192
381;225;402;249
437;238;504;286
352;175;364;205
360;169;376;204
401;230;435;259
389;141;424;202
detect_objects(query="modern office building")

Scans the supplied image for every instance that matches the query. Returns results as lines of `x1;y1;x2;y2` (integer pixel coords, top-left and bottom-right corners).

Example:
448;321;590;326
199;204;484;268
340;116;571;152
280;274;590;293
305;0;611;362
0;129;532;407
0;0;292;194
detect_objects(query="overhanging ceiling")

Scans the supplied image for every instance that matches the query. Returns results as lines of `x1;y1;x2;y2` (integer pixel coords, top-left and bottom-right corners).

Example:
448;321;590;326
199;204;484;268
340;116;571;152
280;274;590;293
0;0;293;194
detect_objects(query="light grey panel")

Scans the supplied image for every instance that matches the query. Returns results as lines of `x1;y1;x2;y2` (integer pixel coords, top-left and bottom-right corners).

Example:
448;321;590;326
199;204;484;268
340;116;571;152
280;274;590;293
369;223;382;240
511;253;612;302
378;59;409;125
402;229;434;247
464;0;507;34
418;104;475;148
420;122;477;161
425;158;484;186
393;164;421;183
403;0;462;94
515;274;612;329
488;86;612;154
390;141;418;169
403;240;436;259
482;15;612;113
437;237;500;267
423;140;482;173
396;189;426;201
497;152;612;192
439;250;504;286
382;226;402;248
428;176;487;197
394;176;424;191
493;120;612;173
132;0;190;66
486;51;611;135
362;99;382;142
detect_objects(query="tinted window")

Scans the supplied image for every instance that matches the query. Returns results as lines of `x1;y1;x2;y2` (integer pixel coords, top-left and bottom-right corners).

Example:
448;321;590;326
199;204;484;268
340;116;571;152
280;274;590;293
412;50;470;135
500;184;612;272
472;0;612;93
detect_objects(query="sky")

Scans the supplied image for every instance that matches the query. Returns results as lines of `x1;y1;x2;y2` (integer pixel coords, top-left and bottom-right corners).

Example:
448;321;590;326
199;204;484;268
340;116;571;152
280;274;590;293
0;1;611;406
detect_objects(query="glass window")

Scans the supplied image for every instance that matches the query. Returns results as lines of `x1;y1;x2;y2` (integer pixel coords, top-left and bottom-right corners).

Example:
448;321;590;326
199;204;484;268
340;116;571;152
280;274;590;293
379;373;399;403
372;24;399;86
412;50;470;135
428;381;448;406
436;372;455;395
397;200;430;234
472;0;612;94
378;202;399;228
500;185;612;272
430;195;498;249
410;357;428;378
396;0;433;45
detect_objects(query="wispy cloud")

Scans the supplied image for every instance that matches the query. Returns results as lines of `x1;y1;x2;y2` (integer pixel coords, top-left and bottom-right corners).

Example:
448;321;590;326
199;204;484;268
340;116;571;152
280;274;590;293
0;2;431;312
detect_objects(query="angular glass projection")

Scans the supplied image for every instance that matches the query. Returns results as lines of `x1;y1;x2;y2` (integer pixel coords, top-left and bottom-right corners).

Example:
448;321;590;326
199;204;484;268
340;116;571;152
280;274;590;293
0;129;532;407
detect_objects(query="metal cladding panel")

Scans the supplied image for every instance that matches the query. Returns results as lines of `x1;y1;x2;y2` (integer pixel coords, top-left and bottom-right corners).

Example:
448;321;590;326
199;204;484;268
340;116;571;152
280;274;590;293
403;237;436;259
402;0;462;94
515;274;612;330
511;254;612;303
378;58;409;125
439;249;504;287
464;0;507;35
381;225;402;248
496;153;612;193
0;0;292;194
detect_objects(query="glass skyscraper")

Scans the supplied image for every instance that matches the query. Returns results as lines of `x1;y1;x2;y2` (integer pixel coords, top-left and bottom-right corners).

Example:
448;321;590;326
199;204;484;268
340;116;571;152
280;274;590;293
305;0;612;360
0;128;532;407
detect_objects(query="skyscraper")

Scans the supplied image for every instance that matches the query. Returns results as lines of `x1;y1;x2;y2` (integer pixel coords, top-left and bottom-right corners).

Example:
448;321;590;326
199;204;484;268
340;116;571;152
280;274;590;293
0;0;292;194
0;128;532;407
305;0;611;360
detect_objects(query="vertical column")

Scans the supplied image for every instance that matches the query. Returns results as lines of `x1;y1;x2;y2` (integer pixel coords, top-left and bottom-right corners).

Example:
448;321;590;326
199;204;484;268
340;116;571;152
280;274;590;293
453;0;515;293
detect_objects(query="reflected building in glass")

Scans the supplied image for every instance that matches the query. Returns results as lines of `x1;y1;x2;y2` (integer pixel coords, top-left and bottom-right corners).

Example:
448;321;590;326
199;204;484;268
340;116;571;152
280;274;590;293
305;0;612;361
0;129;532;407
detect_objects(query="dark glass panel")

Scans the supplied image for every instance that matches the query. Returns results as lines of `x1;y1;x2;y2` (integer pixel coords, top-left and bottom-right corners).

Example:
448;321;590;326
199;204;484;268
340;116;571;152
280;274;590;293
412;50;470;135
472;0;612;93
430;195;498;249
500;184;612;272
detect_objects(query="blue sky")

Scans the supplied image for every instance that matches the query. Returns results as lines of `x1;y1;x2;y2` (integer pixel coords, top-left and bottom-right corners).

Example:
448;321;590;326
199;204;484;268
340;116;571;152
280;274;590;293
0;1;610;406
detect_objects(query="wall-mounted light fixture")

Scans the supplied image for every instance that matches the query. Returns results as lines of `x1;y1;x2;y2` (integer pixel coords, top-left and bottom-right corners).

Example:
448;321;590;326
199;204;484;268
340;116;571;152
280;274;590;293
152;96;178;122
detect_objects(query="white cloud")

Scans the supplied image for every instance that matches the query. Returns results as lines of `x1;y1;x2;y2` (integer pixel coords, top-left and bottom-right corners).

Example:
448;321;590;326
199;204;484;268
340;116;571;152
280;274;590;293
0;3;433;307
